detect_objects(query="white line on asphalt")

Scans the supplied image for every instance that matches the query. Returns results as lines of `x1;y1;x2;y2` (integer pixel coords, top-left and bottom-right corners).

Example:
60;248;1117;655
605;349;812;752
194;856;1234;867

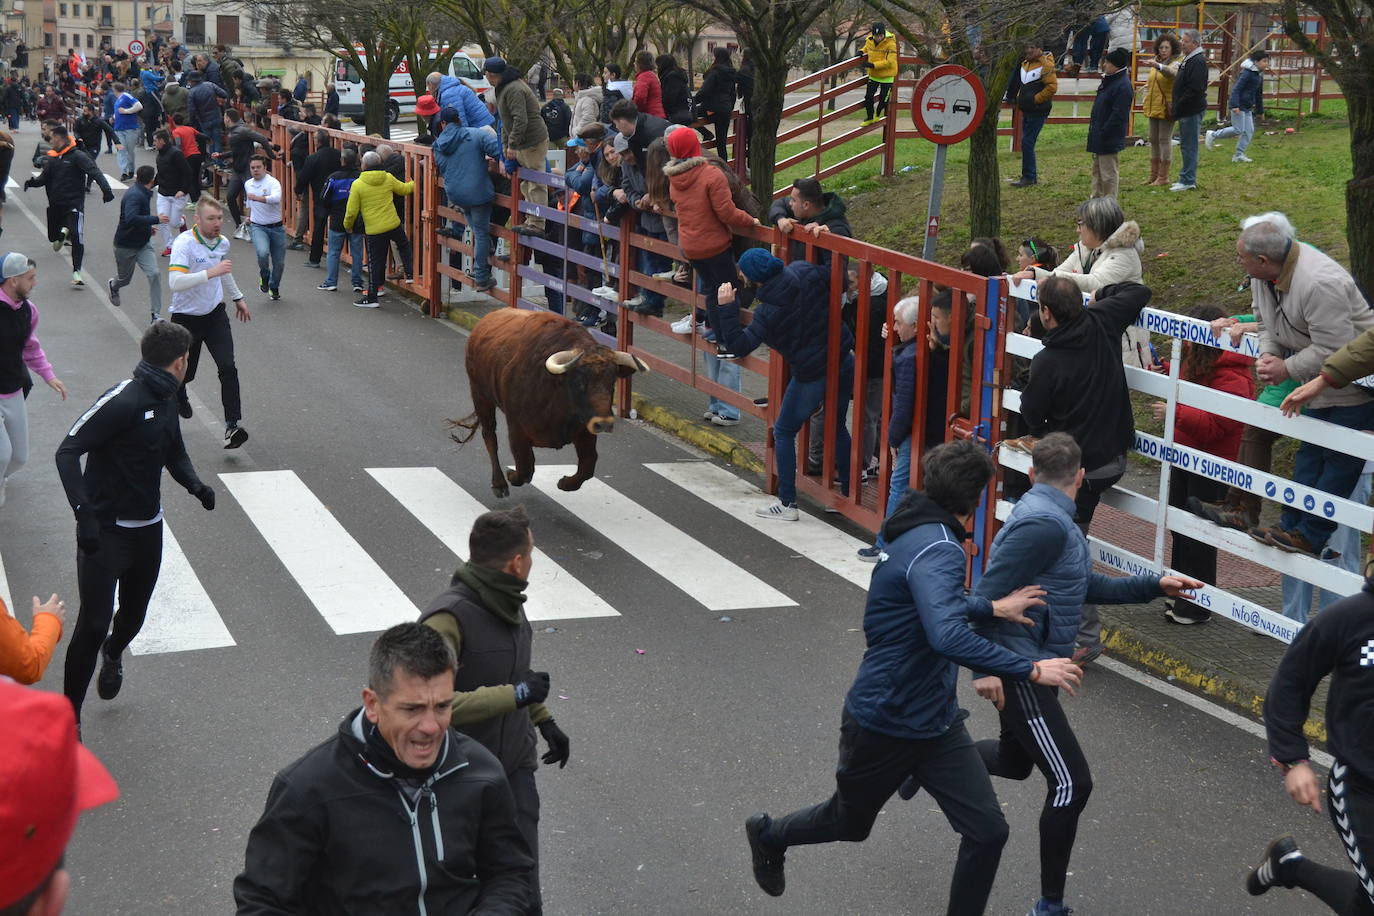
0;546;13;617
645;461;875;590
129;522;235;655
1097;656;1334;769
535;466;797;611
366;466;619;621
220;470;418;634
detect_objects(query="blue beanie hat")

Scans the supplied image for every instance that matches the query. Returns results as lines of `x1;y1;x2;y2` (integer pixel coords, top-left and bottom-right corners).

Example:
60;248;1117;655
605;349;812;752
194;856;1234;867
738;248;784;284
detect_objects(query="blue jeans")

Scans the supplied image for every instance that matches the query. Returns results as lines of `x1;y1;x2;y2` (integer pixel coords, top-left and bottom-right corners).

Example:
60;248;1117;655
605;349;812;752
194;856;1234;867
774;353;854;506
1281;472;1370;623
1282;400;1374;549
1214;108;1254;157
325;228;365;289
458;203;493;284
874;437;912;549
704;353;740;421
6;108;18;130
636;230;669;307
1177;113;1201;185
250;222;287;290
114;127;141;176
200;122;222;156
1019;112;1047;181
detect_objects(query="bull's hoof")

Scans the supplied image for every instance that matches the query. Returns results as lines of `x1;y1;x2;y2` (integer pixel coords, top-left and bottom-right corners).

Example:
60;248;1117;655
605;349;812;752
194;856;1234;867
493;482;510;498
557;475;585;492
505;467;529;487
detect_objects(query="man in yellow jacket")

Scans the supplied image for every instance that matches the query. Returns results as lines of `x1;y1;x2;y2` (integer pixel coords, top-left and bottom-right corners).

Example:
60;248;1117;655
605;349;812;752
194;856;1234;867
343;149;415;309
861;24;898;124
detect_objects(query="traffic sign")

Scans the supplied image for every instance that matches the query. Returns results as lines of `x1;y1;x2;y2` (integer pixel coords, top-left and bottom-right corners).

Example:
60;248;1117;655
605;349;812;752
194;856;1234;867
128;39;145;57
910;64;986;145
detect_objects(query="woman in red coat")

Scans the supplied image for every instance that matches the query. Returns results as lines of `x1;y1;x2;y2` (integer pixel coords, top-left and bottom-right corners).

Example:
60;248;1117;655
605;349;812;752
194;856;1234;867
1152;302;1256;623
632;51;666;119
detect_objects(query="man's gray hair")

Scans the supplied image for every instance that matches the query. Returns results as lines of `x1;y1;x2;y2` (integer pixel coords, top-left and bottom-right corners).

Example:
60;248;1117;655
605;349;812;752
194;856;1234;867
425;71;443;90
1032;432;1082;487
1076;196;1124;243
1239;220;1292;262
1240;211;1296;239
375;143;394;159
1181;29;1203;45
361;150;382;169
893;295;920;325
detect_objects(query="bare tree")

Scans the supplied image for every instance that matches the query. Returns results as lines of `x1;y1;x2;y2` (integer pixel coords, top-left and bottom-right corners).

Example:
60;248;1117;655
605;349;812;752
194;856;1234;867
813;0;870;110
1280;0;1374;298
646;6;718;77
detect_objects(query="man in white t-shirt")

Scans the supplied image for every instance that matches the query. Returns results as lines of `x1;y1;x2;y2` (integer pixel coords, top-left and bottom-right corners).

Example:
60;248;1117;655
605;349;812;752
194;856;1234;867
167;196;252;448
244;155;285;301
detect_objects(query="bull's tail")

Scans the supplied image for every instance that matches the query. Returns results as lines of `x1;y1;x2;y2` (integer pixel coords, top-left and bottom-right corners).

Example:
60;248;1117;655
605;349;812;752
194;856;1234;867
446;413;482;446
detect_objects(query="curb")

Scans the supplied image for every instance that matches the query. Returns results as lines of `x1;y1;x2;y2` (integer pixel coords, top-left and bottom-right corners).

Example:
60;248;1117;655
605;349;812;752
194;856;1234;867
443;303;1326;747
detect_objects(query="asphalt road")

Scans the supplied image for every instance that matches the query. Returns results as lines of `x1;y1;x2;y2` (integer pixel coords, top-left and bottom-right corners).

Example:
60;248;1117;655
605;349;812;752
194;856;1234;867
0;129;1352;915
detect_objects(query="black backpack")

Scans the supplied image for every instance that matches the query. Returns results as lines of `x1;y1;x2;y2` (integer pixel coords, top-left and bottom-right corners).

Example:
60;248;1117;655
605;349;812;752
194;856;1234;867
598;88;624;124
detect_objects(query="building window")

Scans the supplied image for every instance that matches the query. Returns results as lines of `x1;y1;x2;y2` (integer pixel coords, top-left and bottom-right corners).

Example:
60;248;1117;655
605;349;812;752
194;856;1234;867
86;33;93;47
216;14;239;46
184;13;205;44
99;4;112;26
59;3;66;15
44;32;53;46
86;4;93;16
264;13;280;43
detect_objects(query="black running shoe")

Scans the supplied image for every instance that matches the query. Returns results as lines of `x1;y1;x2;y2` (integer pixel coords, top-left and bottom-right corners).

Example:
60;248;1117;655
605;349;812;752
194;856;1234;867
270;288;281;301
107;277;120;306
178;398;193;419
224;425;249;449
744;814;786;897
96;640;124;700
259;275;269;293
1246;836;1303;895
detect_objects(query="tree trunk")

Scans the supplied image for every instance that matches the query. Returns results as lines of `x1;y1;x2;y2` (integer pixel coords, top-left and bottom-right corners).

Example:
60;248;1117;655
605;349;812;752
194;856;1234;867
966;107;1000;240
365;65;391;138
748;53;788;203
1345;71;1374;301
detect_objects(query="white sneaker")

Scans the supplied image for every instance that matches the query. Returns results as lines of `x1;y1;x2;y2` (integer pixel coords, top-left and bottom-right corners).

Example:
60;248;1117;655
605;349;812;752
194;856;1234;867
622;294;645;309
671;315;695;334
1205;129;1217;150
71;271;84;286
652;268;677;281
754;501;799;521
1169;182;1196;192
711;414;740;427
1234;154;1254;163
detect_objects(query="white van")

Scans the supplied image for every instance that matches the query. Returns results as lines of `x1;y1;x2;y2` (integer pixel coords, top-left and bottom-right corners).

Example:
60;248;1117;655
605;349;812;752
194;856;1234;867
334;48;490;125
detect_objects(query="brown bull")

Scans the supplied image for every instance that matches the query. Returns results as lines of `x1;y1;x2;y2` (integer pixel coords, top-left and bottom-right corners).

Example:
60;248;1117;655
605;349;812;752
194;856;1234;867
450;309;649;497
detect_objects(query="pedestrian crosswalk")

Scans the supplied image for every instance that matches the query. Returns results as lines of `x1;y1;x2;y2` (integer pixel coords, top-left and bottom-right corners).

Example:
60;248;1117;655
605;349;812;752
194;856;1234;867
1;461;877;658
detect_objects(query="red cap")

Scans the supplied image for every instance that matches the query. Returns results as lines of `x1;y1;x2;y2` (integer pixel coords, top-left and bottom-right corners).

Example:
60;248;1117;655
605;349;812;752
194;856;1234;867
415;94;440;117
666;128;701;160
0;679;119;905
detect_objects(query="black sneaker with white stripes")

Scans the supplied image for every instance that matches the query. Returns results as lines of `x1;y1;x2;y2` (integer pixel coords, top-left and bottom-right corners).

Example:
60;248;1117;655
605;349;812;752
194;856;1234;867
224;425;249;449
1245;835;1302;895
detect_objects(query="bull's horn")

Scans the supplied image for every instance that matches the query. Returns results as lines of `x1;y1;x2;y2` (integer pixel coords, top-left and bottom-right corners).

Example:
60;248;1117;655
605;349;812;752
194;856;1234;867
613;351;649;373
545;349;584;374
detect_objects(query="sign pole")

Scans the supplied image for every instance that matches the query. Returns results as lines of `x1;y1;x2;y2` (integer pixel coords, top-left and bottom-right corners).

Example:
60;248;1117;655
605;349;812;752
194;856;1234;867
922;143;947;262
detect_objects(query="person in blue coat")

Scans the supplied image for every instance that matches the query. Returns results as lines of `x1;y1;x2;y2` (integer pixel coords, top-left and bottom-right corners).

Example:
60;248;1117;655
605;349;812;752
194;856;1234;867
743;440;1085;910
433;107;504;294
715;249;854;521
1085;47;1134;199
1207;50;1269;163
962;432;1201;916
425;72;497;133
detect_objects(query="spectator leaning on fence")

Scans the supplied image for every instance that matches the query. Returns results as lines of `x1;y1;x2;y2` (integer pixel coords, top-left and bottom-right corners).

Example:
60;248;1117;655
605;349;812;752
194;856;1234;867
1239;215;1374;559
857;292;919;561
1141;32;1181;187
1006;40;1058;188
484;57;549;237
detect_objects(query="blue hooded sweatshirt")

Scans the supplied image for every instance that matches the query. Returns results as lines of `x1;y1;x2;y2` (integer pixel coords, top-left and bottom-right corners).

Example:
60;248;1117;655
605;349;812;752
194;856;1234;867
433;123;503;208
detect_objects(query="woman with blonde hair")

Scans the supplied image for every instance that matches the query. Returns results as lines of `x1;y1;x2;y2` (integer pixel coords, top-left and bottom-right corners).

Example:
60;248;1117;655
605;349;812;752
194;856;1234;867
1141;31;1181;186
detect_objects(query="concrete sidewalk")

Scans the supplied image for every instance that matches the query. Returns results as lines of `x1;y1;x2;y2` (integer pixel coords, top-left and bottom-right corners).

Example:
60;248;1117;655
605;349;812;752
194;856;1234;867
436;285;1325;746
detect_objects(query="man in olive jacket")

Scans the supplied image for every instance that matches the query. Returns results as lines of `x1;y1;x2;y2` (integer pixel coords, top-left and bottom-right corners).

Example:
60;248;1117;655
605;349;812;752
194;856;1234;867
484;57;549;235
421;505;571;916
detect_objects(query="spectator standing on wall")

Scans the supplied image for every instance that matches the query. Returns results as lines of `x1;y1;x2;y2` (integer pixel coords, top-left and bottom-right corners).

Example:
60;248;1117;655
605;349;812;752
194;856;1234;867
1006;41;1058;188
1140;32;1181;186
1206;50;1269;164
1169;29;1208;192
693;49;738;160
1085;48;1133;200
484;57;549;237
656;55;692;124
860;23;898;125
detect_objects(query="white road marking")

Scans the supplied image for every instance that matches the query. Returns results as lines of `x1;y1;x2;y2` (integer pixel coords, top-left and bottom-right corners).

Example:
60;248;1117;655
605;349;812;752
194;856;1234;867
220;470;417;634
0;546;13;617
367;466;619;621
645;461;875;590
129;523;235;655
535;466;797;611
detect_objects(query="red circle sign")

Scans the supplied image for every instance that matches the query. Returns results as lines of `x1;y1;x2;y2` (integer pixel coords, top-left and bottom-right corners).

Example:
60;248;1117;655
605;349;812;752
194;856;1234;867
910;64;986;145
128;39;145;56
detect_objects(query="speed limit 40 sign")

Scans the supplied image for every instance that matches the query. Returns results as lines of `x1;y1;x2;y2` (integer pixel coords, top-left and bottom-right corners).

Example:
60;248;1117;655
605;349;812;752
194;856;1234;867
127;39;145;57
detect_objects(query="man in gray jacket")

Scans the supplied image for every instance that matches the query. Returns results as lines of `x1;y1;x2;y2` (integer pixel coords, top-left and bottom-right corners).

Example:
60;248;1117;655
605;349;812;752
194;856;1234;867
1241;214;1374;557
484;56;548;236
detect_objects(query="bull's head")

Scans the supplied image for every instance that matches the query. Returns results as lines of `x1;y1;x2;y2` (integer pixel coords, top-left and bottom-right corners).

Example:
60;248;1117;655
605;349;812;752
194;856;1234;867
545;348;649;435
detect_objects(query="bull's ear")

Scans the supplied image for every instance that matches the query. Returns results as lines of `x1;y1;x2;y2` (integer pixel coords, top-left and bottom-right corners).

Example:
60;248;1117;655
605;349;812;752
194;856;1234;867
613;351;649;376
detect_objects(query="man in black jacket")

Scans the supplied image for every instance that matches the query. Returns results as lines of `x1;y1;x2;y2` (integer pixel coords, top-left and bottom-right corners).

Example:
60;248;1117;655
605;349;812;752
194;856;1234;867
23;124;113;288
420;505;570;916
108;165;166;321
72;102;119;183
213;108;274;239
1018;278;1152;662
292;128;341;267
1170;29;1209;192
234;623;533;915
56;321;215;726
1086;48;1133;199
152;128;192;255
609;98;670;163
1246;576;1374;914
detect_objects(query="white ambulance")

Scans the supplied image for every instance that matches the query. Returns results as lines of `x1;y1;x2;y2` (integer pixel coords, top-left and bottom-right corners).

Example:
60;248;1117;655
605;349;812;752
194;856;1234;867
333;47;490;125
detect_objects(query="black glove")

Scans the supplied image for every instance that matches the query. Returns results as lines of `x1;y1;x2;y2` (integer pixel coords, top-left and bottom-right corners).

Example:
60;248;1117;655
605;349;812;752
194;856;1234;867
512;670;550;708
102;190;114;203
538;719;570;768
76;509;101;554
192;483;215;511
864;61;875;69
22;179;34;190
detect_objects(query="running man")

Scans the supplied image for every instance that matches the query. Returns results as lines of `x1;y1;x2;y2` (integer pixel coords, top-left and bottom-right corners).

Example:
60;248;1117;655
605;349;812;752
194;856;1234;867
1;253;67;508
168;196;251;448
56;321;215;728
23;123;114;287
1245;570;1374;913
961;432;1203;916
109;165;166;323
243;154;285;301
743;441;1083;915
